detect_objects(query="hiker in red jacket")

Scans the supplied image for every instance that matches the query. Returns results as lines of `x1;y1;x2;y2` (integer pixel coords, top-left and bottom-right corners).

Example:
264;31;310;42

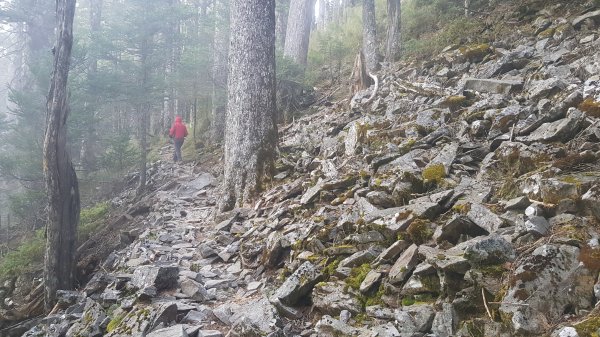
169;116;188;162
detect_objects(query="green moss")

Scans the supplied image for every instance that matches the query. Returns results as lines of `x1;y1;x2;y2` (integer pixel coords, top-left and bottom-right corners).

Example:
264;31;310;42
345;263;371;290
459;43;492;62
106;312;126;333
401;296;416;306
422;164;446;184
452;202;471;214
363;285;385;307
443;95;467;108
537;27;555;38
579;98;600;118
323;258;340;277
575;316;600;337
407;219;433;245
478;264;506;278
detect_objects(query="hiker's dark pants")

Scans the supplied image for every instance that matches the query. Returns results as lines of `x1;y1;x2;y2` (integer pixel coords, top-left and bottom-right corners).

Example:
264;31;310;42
174;138;184;162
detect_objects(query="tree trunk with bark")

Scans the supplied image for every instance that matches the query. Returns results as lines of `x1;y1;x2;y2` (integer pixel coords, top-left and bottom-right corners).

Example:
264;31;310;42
385;0;401;63
43;0;80;311
79;0;103;172
212;0;229;142
465;0;471;17
283;0;315;66
221;0;277;211
275;0;290;50
362;0;380;72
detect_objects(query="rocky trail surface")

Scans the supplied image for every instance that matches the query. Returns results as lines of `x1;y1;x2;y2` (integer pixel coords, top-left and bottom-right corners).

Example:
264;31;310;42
6;2;600;337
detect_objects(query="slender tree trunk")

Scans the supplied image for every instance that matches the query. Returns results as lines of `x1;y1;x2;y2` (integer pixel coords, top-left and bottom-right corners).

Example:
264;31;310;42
221;0;277;211
137;40;149;196
362;0;380;72
43;0;80;311
79;0;103;172
275;0;290;50
212;0;229;142
385;0;401;63
283;0;315;66
464;0;471;17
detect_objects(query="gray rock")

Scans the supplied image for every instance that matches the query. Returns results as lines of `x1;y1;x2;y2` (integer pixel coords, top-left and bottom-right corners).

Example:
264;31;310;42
368;323;402;337
65;299;106;337
467;203;503;234
528;78;566;100
463;78;523;95
131;265;179;291
434;215;488;244
315;315;364;336
312;282;362;316
229;298;281;337
273;261;324;306
180;279;210;301
339;248;379;269
146;325;188;337
503;196;531;210
372;240;410;266
181;310;210;324
463;234;516;265
582;185;600;220
366;191;396;208
389;244;421;284
431;303;458;337
517;216;551;236
300;180;324;205
395;304;435;333
359;270;382;293
553;327;580;337
500;245;595;335
262;232;289;268
523;108;586;143
345;122;366;156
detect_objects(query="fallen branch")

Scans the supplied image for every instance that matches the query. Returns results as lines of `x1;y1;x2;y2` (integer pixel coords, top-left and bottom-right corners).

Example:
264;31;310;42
482;288;493;319
364;73;379;105
488;301;530;306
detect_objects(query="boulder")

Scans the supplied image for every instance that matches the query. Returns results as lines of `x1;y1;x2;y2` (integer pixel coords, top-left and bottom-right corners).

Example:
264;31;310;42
180;279;210;302
395;304;436;333
463;234;516;265
467;203;503;234
273;261;324;306
65;299;106;337
131;265;179;291
229;298;281;337
463;78;523;95
499;245;595;335
312;282;362;316
146;325;188;337
389;244;421;284
523;108;586;143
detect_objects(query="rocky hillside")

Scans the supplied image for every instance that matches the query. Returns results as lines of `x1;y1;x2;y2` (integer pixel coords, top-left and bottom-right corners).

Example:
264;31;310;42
5;2;600;337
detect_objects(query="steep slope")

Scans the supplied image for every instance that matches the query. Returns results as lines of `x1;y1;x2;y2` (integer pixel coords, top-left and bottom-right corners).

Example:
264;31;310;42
6;1;600;337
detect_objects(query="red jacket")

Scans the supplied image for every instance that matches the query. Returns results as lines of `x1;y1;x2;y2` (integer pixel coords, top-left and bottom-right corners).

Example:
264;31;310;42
169;117;188;140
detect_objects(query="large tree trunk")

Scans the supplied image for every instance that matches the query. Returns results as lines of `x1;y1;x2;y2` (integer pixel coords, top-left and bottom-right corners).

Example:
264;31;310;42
221;0;277;211
362;0;380;72
283;0;315;66
212;0;229;142
385;0;401;63
137;39;150;196
275;0;290;50
43;0;80;311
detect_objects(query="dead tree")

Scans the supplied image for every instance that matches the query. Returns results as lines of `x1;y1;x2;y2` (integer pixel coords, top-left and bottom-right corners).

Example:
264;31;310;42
43;0;80;311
